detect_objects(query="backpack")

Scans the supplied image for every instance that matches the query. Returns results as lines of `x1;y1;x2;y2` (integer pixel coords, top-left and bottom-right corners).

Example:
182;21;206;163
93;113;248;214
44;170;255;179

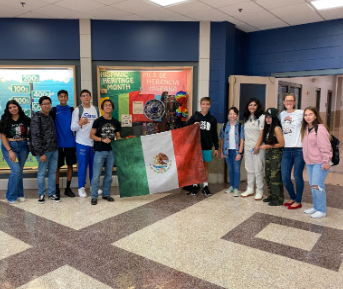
51;106;74;121
77;105;100;120
315;125;340;166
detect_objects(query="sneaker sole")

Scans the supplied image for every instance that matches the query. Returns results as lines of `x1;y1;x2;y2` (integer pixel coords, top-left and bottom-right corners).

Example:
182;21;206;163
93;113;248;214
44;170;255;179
255;197;263;201
240;193;254;198
79;195;87;198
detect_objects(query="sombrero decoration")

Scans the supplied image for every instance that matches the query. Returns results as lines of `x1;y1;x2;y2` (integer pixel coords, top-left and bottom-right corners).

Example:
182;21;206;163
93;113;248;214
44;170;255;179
144;99;165;121
175;91;188;104
176;106;188;118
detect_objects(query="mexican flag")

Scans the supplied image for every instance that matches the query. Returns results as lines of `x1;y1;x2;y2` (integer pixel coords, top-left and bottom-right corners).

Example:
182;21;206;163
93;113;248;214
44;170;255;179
112;125;207;197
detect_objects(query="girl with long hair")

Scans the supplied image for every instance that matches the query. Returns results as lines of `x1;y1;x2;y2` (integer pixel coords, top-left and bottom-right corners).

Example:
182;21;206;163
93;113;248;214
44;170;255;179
240;98;265;200
280;93;305;209
260;108;284;206
0;100;30;203
301;107;332;218
220;107;244;197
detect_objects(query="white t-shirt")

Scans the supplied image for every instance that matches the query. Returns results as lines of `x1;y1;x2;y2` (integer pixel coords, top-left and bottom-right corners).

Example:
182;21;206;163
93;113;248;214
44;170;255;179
229;125;236;149
279;110;303;148
244;114;265;149
71;105;99;147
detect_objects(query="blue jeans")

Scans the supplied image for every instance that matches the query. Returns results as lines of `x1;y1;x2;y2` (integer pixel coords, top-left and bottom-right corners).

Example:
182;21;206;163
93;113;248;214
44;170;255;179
225;150;242;189
306;164;329;213
36;150;58;196
281;148;305;203
76;143;94;188
91;150;115;199
1;140;29;202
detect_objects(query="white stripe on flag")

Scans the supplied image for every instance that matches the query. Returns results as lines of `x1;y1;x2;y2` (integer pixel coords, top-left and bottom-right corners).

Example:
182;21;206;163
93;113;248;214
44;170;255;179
141;131;179;194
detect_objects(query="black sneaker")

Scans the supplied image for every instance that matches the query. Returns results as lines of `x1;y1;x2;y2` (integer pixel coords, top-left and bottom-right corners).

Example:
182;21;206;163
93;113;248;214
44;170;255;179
202;186;212;197
191;185;199;196
263;197;272;203
183;185;193;191
49;194;60;203
64;187;76;198
91;198;97;205
102;196;114;202
56;187;60;199
38;195;45;204
268;201;282;206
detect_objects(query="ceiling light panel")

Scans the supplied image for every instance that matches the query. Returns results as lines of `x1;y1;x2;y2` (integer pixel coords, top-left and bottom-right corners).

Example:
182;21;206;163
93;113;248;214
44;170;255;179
311;0;343;10
147;0;191;7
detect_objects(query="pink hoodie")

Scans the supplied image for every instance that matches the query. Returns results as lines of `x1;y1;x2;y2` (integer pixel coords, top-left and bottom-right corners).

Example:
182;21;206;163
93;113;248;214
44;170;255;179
302;124;332;165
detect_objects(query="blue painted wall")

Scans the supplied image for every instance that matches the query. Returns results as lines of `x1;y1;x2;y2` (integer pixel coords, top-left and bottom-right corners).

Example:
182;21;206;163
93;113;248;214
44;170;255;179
247;19;343;76
210;23;246;123
92;20;199;61
0;19;80;60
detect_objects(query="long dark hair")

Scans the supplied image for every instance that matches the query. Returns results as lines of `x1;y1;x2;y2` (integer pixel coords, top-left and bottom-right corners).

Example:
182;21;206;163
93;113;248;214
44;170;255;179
263;116;282;146
243;98;264;122
0;100;26;134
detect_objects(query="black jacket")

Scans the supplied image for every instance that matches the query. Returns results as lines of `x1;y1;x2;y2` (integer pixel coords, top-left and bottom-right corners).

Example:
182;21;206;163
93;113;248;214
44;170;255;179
31;111;58;156
187;111;219;150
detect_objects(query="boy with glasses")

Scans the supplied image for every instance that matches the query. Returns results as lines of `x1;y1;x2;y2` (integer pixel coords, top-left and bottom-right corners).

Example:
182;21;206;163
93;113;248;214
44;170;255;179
71;89;100;198
31;96;59;204
51;90;76;198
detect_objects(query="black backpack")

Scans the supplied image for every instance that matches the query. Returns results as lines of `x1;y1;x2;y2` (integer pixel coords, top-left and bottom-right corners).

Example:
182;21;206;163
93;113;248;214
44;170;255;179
315;125;340;166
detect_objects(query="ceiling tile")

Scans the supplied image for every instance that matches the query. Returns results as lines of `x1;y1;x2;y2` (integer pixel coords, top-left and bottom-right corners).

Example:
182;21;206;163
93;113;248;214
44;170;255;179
0;0;48;10
166;15;197;21
270;2;318;16
256;0;305;10
88;6;132;19
279;13;323;25
187;8;235;21
36;4;80;17
111;0;159;14
249;18;289;29
56;0;105;13
67;12;93;19
119;14;149;20
233;9;278;22
94;0;124;4
199;0;250;9
166;1;211;14
137;7;182;20
219;1;264;16
0;3;28;17
318;7;343;20
17;11;52;18
38;0;60;3
236;23;259;32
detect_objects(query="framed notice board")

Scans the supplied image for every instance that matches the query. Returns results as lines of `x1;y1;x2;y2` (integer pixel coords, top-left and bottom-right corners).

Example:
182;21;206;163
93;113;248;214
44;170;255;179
0;65;77;170
97;66;193;137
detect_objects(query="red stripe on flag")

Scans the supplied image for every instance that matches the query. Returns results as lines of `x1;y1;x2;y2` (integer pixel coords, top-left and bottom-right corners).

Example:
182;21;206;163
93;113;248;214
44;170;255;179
171;125;207;187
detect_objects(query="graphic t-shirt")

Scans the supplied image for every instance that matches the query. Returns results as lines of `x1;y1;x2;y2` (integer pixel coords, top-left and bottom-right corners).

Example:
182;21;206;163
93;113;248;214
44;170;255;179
279;110;303;147
0;115;31;139
244;114;265;149
92;116;121;151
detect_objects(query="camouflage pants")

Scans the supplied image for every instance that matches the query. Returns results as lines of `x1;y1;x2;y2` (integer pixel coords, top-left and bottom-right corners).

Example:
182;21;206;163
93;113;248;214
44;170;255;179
265;148;284;205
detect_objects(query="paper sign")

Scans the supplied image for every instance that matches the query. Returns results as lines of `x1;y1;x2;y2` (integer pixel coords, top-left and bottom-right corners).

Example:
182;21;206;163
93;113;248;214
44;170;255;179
133;101;143;114
121;114;132;127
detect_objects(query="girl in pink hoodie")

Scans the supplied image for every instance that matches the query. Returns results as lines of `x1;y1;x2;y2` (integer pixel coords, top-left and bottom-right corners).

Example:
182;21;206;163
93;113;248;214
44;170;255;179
301;107;332;219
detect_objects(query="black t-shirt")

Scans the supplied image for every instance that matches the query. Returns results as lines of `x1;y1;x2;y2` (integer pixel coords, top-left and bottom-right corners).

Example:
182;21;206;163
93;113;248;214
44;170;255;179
0;115;31;139
92;116;121;151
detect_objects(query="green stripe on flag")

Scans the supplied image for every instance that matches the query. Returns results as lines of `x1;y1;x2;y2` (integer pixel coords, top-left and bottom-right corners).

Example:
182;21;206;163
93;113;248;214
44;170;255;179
118;92;129;121
112;137;150;197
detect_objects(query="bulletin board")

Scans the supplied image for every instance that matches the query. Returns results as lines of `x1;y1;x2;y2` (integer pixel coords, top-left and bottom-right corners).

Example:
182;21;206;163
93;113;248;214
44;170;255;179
0;65;77;170
97;66;193;137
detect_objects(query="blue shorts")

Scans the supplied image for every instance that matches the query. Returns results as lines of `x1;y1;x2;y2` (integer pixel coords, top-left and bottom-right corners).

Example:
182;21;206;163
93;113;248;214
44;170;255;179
202;150;212;162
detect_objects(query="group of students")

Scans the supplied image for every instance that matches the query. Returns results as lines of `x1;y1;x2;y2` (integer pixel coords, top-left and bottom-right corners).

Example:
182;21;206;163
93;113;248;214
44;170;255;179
183;95;332;219
0;89;121;206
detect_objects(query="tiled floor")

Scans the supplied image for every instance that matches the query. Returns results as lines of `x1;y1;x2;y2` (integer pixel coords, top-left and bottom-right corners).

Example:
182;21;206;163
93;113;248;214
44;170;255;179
1;181;343;289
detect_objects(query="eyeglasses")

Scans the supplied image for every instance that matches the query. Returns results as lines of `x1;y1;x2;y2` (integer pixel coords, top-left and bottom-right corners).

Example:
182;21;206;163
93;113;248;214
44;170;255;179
81;94;91;97
41;103;52;106
284;100;294;103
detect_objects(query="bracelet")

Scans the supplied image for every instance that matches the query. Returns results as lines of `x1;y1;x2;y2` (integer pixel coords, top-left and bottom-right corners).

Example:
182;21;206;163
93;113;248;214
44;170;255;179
8;149;12;152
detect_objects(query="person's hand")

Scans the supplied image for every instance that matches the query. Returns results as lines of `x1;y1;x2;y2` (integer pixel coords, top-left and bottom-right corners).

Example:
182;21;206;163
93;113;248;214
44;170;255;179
40;155;47;162
220;151;225;159
194;122;199;125
79;116;89;126
214;150;218;157
235;154;242;161
102;138;111;144
322;164;331;170
260;145;270;150
9;151;16;162
253;147;260;154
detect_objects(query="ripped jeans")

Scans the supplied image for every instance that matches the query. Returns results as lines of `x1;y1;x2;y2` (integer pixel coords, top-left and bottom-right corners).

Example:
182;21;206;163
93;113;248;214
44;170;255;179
306;164;330;213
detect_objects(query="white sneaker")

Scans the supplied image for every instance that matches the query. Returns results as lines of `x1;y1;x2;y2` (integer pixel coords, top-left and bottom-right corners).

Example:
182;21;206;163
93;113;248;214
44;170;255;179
233;189;240;197
225;186;233;194
98;189;103;195
78;187;87;198
311;211;326;219
18;197;26;202
304;208;316;214
241;187;254;197
255;189;263;201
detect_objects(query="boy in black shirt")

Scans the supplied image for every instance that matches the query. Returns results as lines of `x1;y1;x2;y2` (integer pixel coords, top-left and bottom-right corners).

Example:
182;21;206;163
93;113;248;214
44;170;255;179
186;97;219;196
90;99;121;205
